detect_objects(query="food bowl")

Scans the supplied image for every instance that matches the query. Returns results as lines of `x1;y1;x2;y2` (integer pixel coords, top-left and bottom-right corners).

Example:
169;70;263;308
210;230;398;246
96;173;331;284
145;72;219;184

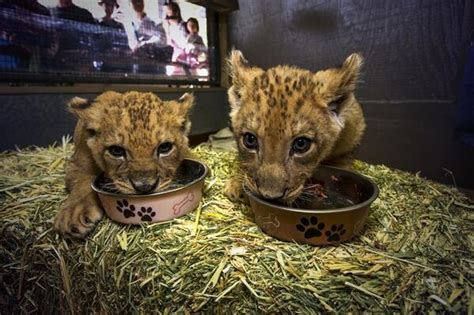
91;159;208;224
245;166;379;245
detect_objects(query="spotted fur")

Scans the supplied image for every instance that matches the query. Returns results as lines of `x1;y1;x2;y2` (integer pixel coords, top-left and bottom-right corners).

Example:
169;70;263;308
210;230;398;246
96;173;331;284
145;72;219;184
54;91;194;238
225;50;366;204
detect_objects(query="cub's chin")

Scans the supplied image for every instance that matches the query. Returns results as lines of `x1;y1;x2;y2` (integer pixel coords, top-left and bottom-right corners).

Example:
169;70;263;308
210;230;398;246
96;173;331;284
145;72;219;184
244;178;304;206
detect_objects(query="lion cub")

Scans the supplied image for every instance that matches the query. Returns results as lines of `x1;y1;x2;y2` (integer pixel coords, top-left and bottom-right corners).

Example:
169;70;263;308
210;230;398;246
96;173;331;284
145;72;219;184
225;50;365;204
54;91;194;238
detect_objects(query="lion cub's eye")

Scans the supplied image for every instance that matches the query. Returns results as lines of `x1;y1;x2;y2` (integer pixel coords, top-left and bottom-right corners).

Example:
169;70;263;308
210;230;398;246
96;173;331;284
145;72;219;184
157;142;173;155
243;132;258;150
292;137;312;154
108;145;126;158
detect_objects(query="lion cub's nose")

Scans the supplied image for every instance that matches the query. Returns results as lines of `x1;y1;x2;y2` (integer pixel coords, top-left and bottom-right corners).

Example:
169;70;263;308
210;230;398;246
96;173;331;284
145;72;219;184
129;170;158;194
131;179;158;194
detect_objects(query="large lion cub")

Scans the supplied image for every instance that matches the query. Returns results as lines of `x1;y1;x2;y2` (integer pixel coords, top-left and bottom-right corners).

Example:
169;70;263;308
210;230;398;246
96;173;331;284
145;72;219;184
225;50;365;204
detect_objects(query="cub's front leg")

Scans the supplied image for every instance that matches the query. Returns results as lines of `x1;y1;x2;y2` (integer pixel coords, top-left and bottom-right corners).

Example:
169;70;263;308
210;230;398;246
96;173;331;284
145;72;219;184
54;151;103;238
224;174;249;204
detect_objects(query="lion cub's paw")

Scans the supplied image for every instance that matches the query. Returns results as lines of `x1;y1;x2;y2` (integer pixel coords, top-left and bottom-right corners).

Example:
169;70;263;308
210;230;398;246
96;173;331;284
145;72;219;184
54;198;103;238
224;177;248;204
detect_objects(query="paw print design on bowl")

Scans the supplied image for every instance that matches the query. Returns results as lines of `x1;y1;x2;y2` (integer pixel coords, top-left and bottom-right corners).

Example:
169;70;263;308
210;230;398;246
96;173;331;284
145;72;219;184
325;224;346;242
245;165;379;246
296;216;325;239
116;199;136;218
137;206;156;222
92;159;209;225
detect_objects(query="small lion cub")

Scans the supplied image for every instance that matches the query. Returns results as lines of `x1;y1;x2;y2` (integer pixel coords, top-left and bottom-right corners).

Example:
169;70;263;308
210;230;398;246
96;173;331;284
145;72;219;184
54;91;194;238
225;50;366;204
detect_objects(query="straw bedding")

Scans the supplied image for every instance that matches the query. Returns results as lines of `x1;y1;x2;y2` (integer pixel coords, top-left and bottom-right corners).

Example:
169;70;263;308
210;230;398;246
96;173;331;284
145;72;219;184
0;139;473;314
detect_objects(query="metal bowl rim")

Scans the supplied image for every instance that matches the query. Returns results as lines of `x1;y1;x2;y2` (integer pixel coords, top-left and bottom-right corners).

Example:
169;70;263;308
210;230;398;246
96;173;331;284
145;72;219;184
244;165;379;214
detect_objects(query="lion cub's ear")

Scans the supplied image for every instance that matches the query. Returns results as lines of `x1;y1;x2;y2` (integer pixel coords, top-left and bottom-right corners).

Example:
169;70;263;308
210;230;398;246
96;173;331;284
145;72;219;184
177;92;194;113
68;97;90;113
227;50;249;115
67;96;96;123
68;91;122;133
227;50;265;117
228;49;257;118
316;53;363;105
176;92;195;135
228;49;250;86
67;96;101;135
338;53;363;95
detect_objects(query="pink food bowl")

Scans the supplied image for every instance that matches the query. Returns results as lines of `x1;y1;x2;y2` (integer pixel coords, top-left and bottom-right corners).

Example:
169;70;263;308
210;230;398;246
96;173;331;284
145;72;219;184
91;159;208;224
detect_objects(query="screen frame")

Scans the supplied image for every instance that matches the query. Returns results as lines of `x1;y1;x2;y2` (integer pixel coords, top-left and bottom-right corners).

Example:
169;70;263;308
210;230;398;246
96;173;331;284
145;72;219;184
0;6;220;86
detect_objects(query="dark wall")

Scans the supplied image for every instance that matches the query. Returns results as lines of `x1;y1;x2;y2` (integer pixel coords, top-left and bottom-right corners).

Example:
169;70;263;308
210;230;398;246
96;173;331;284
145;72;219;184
0;89;229;151
229;0;474;188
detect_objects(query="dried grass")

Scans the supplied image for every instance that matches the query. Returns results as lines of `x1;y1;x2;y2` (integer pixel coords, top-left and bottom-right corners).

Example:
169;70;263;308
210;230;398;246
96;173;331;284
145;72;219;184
0;139;473;313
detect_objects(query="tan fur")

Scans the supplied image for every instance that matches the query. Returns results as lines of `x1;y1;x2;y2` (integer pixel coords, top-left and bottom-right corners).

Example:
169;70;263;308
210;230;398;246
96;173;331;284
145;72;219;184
54;91;194;238
225;50;366;204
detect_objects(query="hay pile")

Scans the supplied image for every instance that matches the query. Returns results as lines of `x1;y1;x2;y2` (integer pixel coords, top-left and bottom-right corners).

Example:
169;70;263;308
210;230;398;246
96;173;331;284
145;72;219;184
0;139;473;313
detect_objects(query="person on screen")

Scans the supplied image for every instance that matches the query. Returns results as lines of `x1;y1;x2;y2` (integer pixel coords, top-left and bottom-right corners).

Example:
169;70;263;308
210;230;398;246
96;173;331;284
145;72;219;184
48;0;97;71
184;17;207;68
163;2;188;62
50;0;96;25
0;0;58;70
186;18;204;47
98;0;124;30
95;0;127;57
3;0;51;16
119;0;167;54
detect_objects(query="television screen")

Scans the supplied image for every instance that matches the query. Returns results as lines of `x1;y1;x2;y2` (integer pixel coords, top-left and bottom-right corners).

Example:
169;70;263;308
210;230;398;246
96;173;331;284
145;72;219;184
0;0;215;84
